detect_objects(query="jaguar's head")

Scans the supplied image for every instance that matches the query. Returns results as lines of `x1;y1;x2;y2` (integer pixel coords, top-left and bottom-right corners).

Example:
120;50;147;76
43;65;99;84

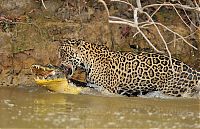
58;39;83;78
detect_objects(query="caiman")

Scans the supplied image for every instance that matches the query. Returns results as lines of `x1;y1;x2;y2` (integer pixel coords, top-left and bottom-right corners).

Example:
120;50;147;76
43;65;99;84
30;64;89;94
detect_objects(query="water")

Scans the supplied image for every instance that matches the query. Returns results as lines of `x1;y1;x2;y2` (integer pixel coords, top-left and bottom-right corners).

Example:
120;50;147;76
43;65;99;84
0;86;199;128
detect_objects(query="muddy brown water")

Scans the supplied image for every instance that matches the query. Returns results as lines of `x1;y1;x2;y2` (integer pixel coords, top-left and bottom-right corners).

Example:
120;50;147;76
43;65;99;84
0;86;199;128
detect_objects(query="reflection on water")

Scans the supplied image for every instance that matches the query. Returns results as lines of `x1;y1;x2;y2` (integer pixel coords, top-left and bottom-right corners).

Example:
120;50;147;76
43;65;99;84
0;86;199;128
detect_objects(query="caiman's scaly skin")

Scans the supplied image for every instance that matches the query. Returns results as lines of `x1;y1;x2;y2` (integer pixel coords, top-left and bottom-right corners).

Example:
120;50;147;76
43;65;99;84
59;38;200;97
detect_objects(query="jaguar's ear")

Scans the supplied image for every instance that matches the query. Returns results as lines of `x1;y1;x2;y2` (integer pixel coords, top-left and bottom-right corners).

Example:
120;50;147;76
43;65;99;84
59;38;84;48
72;39;85;47
62;38;84;46
73;39;82;46
59;39;69;46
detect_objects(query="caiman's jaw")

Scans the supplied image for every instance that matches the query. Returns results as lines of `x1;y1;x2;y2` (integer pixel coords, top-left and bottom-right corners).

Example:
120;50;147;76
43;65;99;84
30;64;65;81
30;64;85;94
30;64;69;92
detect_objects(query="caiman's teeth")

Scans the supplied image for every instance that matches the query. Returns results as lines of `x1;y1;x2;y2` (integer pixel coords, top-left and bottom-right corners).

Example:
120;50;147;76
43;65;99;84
42;77;45;80
51;71;56;75
36;76;39;80
32;65;38;69
37;66;41;69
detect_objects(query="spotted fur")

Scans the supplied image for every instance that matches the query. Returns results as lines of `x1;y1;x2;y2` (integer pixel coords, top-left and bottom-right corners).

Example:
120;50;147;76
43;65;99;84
58;39;200;97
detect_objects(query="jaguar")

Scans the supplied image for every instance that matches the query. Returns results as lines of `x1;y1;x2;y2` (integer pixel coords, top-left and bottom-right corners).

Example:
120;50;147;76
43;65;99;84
58;38;200;97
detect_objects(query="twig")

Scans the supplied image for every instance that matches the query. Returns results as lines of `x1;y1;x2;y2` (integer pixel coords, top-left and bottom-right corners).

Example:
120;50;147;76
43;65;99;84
178;1;199;30
98;0;199;63
143;2;200;12
109;16;136;26
141;21;198;50
132;31;140;39
173;33;176;48
167;30;198;45
150;5;162;18
41;0;47;9
136;26;163;53
108;20;136;27
171;3;192;31
109;1;163;53
154;22;198;50
134;2;163;53
98;0;110;16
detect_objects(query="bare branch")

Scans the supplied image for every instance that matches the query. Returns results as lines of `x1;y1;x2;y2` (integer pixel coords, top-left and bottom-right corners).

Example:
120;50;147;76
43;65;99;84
98;0;199;62
150;5;162;18
136;0;142;10
136;26;163;53
132;31;140;39
109;16;136;26
178;1;199;30
167;30;198;45
98;0;110;16
154;22;198;50
41;0;47;9
143;2;200;12
171;4;192;31
140;21;197;50
108;19;163;53
134;8;139;25
108;20;136;28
